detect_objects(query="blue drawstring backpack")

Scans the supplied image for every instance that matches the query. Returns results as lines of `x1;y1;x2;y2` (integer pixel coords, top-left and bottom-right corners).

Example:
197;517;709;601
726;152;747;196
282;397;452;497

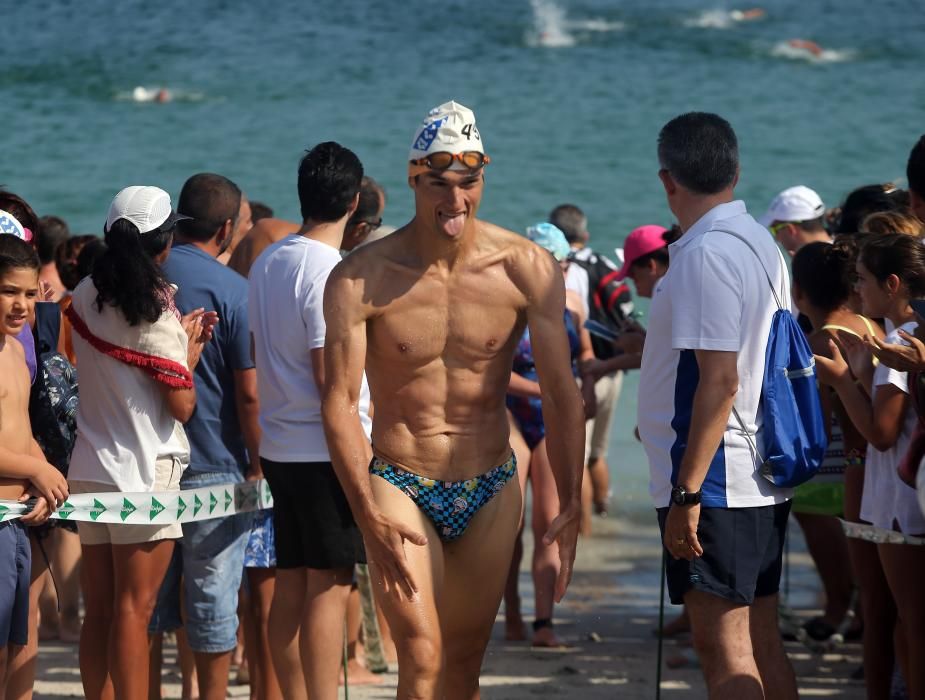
717;228;828;488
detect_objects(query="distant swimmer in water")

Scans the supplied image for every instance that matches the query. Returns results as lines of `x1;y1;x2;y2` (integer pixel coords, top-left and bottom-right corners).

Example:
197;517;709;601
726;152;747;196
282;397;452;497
788;39;824;57
131;86;172;103
730;8;766;21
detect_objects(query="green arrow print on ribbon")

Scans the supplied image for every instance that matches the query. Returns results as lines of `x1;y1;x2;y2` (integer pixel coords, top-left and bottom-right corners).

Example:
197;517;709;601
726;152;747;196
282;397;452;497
0;481;275;525
120;498;137;522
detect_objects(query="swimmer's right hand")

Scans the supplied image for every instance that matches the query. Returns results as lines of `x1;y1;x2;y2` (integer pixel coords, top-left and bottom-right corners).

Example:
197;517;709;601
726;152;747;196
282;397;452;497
29;460;69;512
364;513;428;601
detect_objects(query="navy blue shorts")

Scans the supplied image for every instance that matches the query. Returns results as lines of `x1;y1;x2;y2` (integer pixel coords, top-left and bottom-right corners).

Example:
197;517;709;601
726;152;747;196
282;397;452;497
0;521;31;646
261;459;366;570
657;501;791;606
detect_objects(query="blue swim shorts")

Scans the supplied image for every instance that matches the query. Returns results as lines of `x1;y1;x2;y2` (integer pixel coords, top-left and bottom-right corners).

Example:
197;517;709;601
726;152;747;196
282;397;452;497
0;520;31;646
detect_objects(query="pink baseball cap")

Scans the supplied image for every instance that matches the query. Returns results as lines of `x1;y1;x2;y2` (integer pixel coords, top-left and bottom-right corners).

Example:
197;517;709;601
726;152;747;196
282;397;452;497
614;225;669;281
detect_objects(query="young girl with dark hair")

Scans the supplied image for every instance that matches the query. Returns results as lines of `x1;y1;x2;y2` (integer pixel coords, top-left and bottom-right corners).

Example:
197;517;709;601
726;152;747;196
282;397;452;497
65;187;215;700
815;233;925;698
792;240;895;695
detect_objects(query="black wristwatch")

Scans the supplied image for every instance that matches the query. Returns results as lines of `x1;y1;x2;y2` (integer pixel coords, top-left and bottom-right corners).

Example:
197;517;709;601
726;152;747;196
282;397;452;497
671;485;702;506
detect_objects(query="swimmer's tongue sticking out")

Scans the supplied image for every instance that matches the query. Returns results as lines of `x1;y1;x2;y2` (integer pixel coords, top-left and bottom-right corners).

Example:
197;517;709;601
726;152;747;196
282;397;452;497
441;211;466;236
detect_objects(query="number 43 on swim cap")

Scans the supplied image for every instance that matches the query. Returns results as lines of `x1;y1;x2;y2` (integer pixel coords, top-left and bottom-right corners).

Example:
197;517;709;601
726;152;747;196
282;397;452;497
409;100;485;163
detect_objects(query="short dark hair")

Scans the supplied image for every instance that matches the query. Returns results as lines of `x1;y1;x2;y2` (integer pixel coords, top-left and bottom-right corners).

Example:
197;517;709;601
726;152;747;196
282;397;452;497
0;190;39;234
908;135;925;199
177;173;242;243
549;204;587;244
834;184;905;234
297;142;364;223
55;234;97;290
792;239;858;311
0;234;40;280
250;201;273;222
793;215;827;234
348;177;384;227
657;112;739;195
36;215;70;265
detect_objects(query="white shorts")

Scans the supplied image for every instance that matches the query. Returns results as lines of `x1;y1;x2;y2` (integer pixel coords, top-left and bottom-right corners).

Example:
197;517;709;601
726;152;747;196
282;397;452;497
71;456;184;546
585;371;623;461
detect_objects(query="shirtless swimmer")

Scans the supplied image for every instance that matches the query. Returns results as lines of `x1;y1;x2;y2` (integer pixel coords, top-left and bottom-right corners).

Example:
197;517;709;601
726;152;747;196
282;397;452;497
321;101;585;699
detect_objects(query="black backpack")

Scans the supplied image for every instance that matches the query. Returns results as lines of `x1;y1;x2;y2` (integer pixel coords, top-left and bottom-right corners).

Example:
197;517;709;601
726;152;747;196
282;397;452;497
568;248;636;360
29;303;79;476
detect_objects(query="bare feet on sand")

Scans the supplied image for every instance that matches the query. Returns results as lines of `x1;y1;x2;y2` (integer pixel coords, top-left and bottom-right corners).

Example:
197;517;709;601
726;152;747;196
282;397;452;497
339;658;384;686
532;622;565;648
505;613;528;642
39;616;82;643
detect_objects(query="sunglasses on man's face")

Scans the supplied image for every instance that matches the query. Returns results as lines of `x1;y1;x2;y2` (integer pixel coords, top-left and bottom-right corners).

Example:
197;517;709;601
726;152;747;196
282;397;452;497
409;151;490;171
768;222;789;238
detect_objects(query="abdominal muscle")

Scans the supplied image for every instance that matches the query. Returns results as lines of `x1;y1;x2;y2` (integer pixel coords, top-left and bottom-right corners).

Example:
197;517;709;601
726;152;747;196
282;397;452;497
368;365;513;481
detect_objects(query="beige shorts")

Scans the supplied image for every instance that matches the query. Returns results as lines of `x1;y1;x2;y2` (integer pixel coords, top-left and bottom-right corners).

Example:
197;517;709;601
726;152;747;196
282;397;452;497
585;371;624;461
70;456;184;546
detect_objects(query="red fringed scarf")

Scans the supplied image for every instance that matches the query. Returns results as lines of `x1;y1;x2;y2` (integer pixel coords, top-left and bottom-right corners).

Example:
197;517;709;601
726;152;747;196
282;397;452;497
65;304;193;389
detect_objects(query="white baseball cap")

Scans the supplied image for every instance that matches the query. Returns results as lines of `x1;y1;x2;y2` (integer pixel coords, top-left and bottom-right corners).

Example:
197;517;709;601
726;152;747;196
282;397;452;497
105;186;189;234
759;185;825;227
409;100;485;164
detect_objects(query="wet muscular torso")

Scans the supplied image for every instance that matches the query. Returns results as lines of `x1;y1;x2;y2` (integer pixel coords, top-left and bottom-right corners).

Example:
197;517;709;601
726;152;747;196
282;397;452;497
0;337;33;499
364;223;531;480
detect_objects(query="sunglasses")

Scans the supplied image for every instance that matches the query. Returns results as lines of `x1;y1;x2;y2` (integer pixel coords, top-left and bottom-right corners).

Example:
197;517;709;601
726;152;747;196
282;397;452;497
768;222;789;238
409;151;490;171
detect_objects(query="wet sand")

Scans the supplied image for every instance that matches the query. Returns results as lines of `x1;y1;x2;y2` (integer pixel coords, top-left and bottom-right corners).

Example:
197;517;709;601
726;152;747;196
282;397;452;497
33;514;864;698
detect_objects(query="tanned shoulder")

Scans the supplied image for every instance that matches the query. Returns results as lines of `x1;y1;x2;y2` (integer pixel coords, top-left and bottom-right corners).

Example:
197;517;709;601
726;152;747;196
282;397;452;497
500;227;561;308
326;231;410;319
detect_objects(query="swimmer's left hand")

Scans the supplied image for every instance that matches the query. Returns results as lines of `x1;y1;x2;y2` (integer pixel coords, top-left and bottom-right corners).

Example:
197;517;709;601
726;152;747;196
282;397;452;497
543;500;582;603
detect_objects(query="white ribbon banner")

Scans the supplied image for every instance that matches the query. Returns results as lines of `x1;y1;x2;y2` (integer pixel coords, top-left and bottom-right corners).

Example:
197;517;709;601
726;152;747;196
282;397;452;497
840;518;925;546
0;480;274;525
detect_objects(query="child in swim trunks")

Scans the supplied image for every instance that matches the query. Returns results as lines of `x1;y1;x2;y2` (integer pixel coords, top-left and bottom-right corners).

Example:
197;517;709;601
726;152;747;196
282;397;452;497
0;233;69;684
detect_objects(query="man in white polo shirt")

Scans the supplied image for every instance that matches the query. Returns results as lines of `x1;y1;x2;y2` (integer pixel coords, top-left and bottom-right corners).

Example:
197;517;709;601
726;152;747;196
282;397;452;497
638;112;797;699
760;185;829;256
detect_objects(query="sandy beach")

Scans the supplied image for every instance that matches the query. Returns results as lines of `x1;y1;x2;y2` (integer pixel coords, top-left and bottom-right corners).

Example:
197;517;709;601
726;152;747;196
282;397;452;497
33;513;865;699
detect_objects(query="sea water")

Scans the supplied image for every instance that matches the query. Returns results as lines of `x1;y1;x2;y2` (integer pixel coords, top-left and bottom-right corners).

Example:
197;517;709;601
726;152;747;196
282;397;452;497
3;0;922;520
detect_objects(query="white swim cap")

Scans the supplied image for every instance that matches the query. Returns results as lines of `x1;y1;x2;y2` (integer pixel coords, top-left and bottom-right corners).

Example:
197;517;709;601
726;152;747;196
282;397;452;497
408;100;485;165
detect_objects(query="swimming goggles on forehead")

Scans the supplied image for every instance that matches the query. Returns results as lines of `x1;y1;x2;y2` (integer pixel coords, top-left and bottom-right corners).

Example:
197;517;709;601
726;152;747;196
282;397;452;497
409;151;491;171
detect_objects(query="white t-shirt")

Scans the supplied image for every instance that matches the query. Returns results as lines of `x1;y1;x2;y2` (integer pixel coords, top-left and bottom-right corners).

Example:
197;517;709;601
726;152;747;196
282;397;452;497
638;200;793;509
68;280;190;492
861;322;925;534
565;249;590;320
248;235;372;462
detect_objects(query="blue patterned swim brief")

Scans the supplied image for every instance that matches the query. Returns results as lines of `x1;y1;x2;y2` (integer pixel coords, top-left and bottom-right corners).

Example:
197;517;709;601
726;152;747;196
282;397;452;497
369;454;517;542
